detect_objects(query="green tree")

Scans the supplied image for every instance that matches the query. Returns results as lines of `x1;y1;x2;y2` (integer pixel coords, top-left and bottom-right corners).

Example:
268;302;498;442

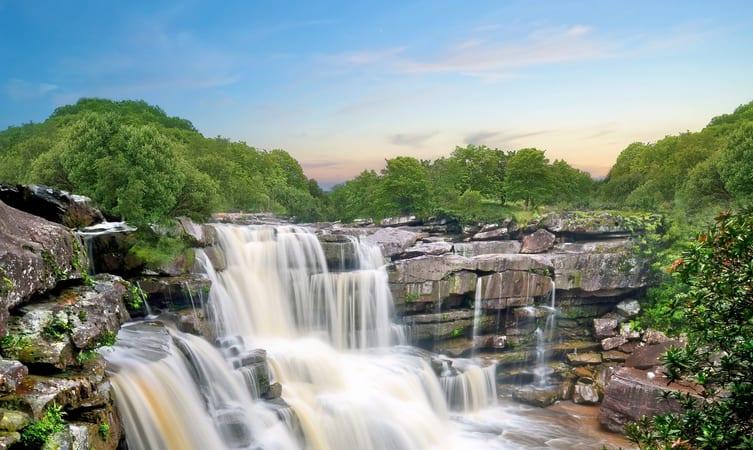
503;148;552;208
717;123;753;205
378;157;432;216
627;210;753;449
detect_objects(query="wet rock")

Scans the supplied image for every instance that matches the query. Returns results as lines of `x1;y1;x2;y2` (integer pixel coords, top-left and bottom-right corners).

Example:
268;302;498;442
615;299;640;318
600;367;694;432
520;229;556;254
473;335;507;350
363;228;419;259
512;385;560;407
477;271;552;301
390;255;474;283
1;275;129;369
263;382;282;400
601;335;628;351
380;216;422;227
0;201;89;332
396;241;453;260
392;270;477;306
407;315;495;342
202;246;226;272
0;360;27;394
177;217;216;247
452;240;521;257
625;341;682;370
173;308;212;338
0;431;19;449
602;351;629;362
77;222;140;275
0;184;104;228
573;379;601;404
132;274;211;313
566;352;602;366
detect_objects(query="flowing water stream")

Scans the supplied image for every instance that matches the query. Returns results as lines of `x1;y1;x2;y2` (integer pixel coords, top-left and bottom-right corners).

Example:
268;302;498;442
105;224;622;450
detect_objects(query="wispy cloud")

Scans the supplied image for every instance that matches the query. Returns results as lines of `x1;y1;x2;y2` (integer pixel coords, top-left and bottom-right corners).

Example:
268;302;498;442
390;131;438;147
4;79;58;100
324;23;713;80
302;160;344;169
465;129;552;146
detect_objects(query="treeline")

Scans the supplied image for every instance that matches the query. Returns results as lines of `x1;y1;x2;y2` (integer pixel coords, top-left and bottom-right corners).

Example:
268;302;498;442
600;101;753;218
0;99;326;224
329;147;595;223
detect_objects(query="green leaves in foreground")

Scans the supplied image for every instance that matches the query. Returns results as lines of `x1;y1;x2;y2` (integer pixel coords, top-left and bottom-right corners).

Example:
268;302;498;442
629;209;753;449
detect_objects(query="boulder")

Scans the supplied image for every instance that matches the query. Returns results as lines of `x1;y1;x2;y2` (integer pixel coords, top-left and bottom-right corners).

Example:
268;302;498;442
0;201;89;333
512;385;561;407
473;334;507;350
600;367;694;432
615;299;641;318
625;341;682;370
0;360;27;394
131;274;211;313
520;229;556;254
177;217;216;247
77;221;139;275
601;335;628;351
0;408;30;432
643;329;670;345
573;379;601;404
452;240;521;257
1;275;130;369
593;318;619;338
0;184;104;228
363;228;420;259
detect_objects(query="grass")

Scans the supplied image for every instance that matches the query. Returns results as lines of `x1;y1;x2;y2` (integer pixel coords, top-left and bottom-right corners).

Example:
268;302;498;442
20;404;65;448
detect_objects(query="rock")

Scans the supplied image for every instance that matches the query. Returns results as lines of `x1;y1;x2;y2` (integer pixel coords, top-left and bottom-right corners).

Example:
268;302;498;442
0;201;89;332
538;211;662;239
643;329;670;345
363;228;420;259
573;379;601;404
452;241;521;257
396;241;453;259
177;217;216;247
512;385;560;407
389;255;475;283
263;382;282;400
602;351;629;362
473;335;507;350
566;352;602;366
618;341;638;353
173;308;212;338
202;246;226;272
0;184;104;228
625;341;682;370
471;227;510;241
1;274;129;369
593;318;619;338
600;367;695;432
520;229;556;254
407;315;495;342
615;299;641;318
76;221;139;275
0;360;27;394
0;431;19;449
472;254;552;273
380;216;422;227
601;335;628;351
477;271;552;301
132;274;211;313
0;409;31;432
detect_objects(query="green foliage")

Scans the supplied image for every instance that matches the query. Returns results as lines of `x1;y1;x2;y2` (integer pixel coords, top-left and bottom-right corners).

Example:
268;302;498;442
129;231;189;270
0;267;13;296
20;404;66;449
0;98;327;223
42;313;74;340
503;148;553;209
601;100;753;216
126;283;146;310
378;156;433;216
98;422;111;441
630;210;753;449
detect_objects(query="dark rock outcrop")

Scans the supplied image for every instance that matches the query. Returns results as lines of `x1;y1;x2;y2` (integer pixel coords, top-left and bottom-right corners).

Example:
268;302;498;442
0;200;89;333
520;229;556;254
0;184;104;229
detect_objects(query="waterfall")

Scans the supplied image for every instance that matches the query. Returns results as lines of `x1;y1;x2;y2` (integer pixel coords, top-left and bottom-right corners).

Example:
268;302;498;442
532;279;558;387
107;223;607;450
471;277;483;351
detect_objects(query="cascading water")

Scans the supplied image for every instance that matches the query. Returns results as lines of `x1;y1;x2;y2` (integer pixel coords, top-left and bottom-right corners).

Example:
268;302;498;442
533;280;558;387
106;223;620;450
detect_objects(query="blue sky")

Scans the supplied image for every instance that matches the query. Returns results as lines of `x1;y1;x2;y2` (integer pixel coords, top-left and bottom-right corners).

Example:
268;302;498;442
1;1;752;186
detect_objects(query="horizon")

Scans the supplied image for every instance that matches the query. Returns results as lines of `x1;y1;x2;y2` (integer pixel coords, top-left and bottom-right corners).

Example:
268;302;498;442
2;1;752;186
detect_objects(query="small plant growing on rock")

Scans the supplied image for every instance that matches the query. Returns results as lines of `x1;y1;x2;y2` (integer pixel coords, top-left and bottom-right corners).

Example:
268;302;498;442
42;313;74;340
98;422;110;441
20;404;66;449
126;283;147;310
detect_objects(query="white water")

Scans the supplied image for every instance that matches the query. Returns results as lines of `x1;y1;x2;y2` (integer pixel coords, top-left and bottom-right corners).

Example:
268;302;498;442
107;224;616;450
